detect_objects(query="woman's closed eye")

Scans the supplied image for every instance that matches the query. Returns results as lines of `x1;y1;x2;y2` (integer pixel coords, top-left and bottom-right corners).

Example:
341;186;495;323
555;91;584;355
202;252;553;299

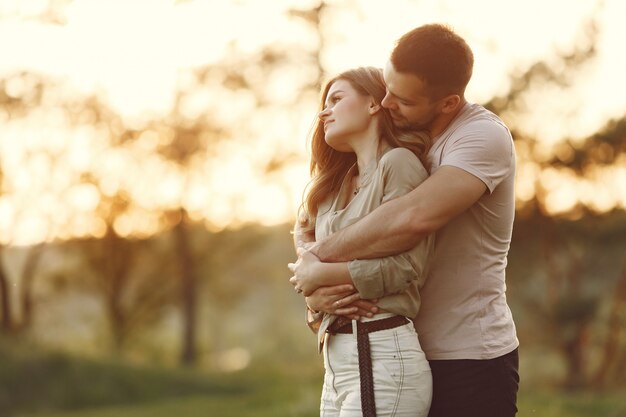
326;95;342;107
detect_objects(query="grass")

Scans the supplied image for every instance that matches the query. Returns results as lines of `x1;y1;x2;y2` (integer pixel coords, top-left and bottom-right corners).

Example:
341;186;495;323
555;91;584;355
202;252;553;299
517;389;626;417
23;370;322;417
7;363;322;417
2;338;625;417
0;337;322;417
22;391;626;417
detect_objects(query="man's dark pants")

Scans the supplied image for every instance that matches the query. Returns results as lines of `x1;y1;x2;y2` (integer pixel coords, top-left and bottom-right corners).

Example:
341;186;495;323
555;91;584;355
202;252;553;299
427;348;519;417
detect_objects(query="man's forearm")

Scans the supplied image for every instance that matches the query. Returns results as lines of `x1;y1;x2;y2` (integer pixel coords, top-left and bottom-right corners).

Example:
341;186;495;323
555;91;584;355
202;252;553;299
314;194;427;262
313;166;488;262
293;221;315;253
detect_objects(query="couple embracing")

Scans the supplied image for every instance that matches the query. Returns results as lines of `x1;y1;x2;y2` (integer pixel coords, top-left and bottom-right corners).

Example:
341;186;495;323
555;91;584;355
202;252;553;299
289;23;519;417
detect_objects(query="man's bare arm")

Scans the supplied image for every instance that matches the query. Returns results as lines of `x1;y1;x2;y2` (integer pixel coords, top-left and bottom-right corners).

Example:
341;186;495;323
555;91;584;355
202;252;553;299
292;218;315;254
312;166;487;262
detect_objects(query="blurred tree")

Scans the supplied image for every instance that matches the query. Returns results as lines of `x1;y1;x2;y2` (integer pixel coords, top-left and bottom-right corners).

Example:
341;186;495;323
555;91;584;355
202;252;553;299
141;7;331;362
510;212;626;389
152;73;225;366
488;16;626;389
0;247;11;333
80;223;179;354
15;243;45;333
3;1;621;385
86;225;136;353
592;260;626;388
171;209;198;366
0;150;6;332
0;72;47;334
0;12;323;359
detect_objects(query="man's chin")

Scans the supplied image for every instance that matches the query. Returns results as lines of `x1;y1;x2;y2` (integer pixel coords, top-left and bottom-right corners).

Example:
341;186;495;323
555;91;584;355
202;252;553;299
393;119;415;130
391;117;408;128
395;119;428;132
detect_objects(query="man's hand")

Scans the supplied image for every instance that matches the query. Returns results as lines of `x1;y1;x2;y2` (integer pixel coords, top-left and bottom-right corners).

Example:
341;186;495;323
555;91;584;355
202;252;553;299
306;284;379;320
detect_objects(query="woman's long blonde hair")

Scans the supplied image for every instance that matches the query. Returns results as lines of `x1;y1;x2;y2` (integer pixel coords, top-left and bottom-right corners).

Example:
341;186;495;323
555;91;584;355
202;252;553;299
298;66;430;233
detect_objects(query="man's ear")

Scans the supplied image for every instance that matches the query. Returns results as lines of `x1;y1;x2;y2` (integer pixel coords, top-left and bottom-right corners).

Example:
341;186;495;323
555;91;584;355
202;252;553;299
440;95;461;114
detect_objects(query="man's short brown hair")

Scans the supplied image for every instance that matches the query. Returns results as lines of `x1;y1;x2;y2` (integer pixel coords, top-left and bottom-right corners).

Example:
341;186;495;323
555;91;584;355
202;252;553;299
391;23;474;99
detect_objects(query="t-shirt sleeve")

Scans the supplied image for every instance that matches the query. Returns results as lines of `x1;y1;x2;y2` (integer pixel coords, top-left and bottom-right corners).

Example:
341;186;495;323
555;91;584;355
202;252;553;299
441;119;514;193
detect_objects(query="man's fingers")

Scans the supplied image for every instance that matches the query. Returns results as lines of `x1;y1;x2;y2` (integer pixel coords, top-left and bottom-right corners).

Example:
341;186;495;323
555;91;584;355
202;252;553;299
334;297;378;317
353;307;374;317
333;292;361;308
335;306;358;315
351;299;378;312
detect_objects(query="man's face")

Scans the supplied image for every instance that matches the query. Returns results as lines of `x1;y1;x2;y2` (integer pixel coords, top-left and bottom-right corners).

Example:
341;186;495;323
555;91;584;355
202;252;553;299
381;61;440;132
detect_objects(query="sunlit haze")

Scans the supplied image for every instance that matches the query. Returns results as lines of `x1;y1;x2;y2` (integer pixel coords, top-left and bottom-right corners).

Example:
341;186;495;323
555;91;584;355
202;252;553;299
1;0;625;245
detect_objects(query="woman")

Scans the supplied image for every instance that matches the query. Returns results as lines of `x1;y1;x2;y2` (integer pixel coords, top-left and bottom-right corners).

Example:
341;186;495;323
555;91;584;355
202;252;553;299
290;67;433;417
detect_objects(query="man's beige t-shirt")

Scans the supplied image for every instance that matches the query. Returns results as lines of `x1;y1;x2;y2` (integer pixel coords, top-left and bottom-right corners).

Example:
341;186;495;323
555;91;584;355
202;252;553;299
413;102;519;360
314;147;433;349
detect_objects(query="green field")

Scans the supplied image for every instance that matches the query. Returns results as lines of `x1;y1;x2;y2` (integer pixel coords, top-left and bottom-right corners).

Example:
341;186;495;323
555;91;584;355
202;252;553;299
17;390;626;417
2;340;625;417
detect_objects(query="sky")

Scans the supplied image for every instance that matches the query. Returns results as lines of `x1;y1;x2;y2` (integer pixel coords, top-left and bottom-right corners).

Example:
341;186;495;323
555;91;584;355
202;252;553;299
0;0;625;245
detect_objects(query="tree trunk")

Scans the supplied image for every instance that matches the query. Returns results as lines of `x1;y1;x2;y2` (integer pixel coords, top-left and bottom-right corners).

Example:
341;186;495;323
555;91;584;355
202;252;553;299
100;229;132;354
17;243;45;332
0;246;13;334
174;209;197;367
592;260;626;388
562;323;590;390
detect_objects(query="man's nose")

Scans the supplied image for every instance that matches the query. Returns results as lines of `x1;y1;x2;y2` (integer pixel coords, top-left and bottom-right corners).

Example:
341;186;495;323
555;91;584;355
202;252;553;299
381;92;395;109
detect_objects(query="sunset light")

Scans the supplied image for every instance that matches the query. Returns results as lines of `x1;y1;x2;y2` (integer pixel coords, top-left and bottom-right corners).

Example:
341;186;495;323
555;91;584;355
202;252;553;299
1;0;625;245
2;3;626;415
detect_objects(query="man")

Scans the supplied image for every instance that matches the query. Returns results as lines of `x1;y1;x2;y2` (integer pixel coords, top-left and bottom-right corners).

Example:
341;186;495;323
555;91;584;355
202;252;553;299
292;23;519;417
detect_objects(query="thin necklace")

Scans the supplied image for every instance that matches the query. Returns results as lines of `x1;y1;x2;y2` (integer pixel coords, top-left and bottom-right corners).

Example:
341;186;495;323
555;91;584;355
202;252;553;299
352;165;373;195
353;175;360;195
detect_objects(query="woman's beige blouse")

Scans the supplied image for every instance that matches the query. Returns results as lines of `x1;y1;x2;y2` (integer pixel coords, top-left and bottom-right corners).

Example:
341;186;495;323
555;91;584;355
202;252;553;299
314;147;434;348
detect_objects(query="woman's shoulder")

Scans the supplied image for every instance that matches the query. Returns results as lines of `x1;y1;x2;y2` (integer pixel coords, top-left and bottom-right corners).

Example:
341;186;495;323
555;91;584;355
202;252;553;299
381;147;419;163
380;147;427;176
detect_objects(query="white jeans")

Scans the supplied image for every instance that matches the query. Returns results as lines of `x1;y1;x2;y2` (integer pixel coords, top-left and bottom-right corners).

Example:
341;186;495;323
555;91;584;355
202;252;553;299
320;314;432;417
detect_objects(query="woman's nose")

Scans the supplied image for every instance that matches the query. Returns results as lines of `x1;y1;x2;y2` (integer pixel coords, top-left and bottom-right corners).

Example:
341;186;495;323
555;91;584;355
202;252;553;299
318;107;331;120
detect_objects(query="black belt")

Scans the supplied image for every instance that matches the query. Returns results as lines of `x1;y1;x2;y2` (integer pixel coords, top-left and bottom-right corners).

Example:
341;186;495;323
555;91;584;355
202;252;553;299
327;315;410;417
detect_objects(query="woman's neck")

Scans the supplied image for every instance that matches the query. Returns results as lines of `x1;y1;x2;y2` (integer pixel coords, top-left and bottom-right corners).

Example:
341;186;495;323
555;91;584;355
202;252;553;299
349;129;387;176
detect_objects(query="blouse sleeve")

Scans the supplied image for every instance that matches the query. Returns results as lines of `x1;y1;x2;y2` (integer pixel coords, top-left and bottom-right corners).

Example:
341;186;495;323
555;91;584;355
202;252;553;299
347;148;434;299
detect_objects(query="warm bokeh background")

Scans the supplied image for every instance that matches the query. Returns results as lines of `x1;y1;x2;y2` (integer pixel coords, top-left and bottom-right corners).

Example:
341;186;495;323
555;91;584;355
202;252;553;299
1;0;625;416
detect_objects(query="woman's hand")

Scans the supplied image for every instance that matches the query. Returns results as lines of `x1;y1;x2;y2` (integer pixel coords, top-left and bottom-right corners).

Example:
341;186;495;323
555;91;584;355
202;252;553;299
288;250;325;296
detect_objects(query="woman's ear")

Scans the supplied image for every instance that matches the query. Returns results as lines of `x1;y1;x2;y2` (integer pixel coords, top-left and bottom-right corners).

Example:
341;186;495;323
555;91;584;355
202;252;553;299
368;102;381;115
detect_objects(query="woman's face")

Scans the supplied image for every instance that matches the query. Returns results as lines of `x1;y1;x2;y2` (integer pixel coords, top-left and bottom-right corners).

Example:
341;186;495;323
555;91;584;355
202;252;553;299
318;79;373;152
